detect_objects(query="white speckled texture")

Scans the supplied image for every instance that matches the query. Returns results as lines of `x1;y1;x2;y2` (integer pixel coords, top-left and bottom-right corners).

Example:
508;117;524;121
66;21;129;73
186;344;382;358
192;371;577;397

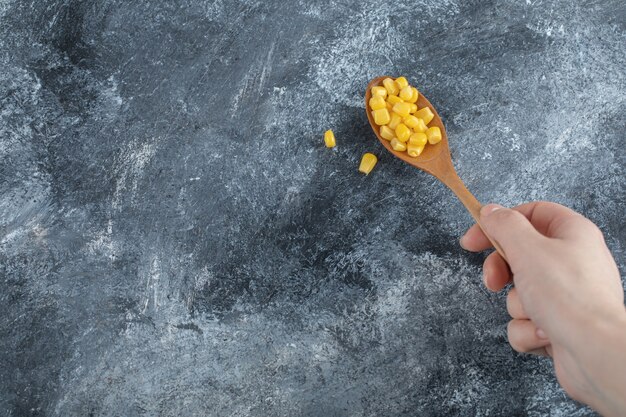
0;1;624;416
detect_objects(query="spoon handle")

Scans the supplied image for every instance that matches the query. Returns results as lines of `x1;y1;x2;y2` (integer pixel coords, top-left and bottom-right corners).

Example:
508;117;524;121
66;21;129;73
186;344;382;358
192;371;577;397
441;171;508;263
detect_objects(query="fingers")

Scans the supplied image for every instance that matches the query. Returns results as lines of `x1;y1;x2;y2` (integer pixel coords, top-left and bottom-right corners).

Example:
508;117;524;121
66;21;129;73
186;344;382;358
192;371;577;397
476;204;546;267
459;201;588;252
459;222;492;252
507;319;551;353
508;201;589;240
460;205;543;258
483;252;511;292
506;287;528;319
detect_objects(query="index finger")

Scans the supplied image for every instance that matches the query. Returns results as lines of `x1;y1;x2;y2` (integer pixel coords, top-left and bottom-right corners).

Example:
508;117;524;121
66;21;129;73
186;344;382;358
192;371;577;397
460;201;583;252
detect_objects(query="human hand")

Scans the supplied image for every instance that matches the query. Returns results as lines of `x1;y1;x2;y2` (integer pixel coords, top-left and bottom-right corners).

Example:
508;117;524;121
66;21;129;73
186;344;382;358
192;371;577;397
460;202;626;416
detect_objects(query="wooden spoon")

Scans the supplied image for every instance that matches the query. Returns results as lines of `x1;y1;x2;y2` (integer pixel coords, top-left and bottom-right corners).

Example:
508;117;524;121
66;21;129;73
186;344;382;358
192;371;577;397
365;76;507;262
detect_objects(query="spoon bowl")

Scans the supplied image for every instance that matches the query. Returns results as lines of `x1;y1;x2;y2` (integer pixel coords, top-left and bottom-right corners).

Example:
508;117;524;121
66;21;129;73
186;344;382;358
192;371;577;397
365;76;507;261
366;76;448;167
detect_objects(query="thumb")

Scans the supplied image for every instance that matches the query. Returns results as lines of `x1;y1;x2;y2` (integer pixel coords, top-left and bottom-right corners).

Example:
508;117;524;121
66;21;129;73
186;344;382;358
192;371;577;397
480;204;544;267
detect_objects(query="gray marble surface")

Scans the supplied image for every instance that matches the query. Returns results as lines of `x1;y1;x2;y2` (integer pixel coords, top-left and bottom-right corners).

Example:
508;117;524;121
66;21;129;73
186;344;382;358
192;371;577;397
1;0;625;416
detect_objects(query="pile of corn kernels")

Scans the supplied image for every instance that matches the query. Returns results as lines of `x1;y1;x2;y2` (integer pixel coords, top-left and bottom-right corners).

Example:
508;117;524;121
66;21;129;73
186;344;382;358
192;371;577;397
369;77;441;157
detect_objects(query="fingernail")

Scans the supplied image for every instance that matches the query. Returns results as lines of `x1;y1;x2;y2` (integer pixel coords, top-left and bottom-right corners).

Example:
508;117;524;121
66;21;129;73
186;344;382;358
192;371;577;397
459;233;468;249
480;204;503;217
482;265;490;288
536;328;547;339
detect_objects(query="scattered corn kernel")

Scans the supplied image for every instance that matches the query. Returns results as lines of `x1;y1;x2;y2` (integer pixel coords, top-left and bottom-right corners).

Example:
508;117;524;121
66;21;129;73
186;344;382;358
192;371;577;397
386;102;393;111
413;118;428;133
399;86;413;101
395;123;411;142
372;108;391;125
403;115;420;129
379;125;395;141
359;153;377;175
415;107;435;125
369;95;386;111
390;138;407;152
383;78;399;96
387;95;403;105
409;103;418;114
427;126;442;144
371;86;388;98
409;132;427;147
324;130;336;148
407;143;425;157
395;76;409;90
408;87;419;103
392;102;412;118
388;113;402;129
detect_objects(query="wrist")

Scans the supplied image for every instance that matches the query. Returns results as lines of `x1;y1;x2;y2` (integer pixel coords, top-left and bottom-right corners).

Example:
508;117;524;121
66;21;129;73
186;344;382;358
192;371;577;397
576;307;626;417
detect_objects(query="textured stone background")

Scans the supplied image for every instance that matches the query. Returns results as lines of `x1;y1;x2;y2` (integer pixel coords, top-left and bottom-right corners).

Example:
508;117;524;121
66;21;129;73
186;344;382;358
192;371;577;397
1;0;624;416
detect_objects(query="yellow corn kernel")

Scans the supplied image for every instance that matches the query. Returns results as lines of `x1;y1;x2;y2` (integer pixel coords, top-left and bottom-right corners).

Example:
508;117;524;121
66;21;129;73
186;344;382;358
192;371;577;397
403;115;420;129
415;107;435;125
382;78;399;96
427;126;442;144
392;102;411;118
409;132;427;147
379;125;395;141
409;103;417;114
399;86;413;101
407;143;425;157
359;153;377;175
413;118;428;133
372;108;391;125
387;95;403;105
324;130;336;148
390;138;407;152
395;123;411;143
371;86;388;98
386;102;393;111
395;76;409;90
388;112;402;129
369;95;386;111
408;87;419;103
